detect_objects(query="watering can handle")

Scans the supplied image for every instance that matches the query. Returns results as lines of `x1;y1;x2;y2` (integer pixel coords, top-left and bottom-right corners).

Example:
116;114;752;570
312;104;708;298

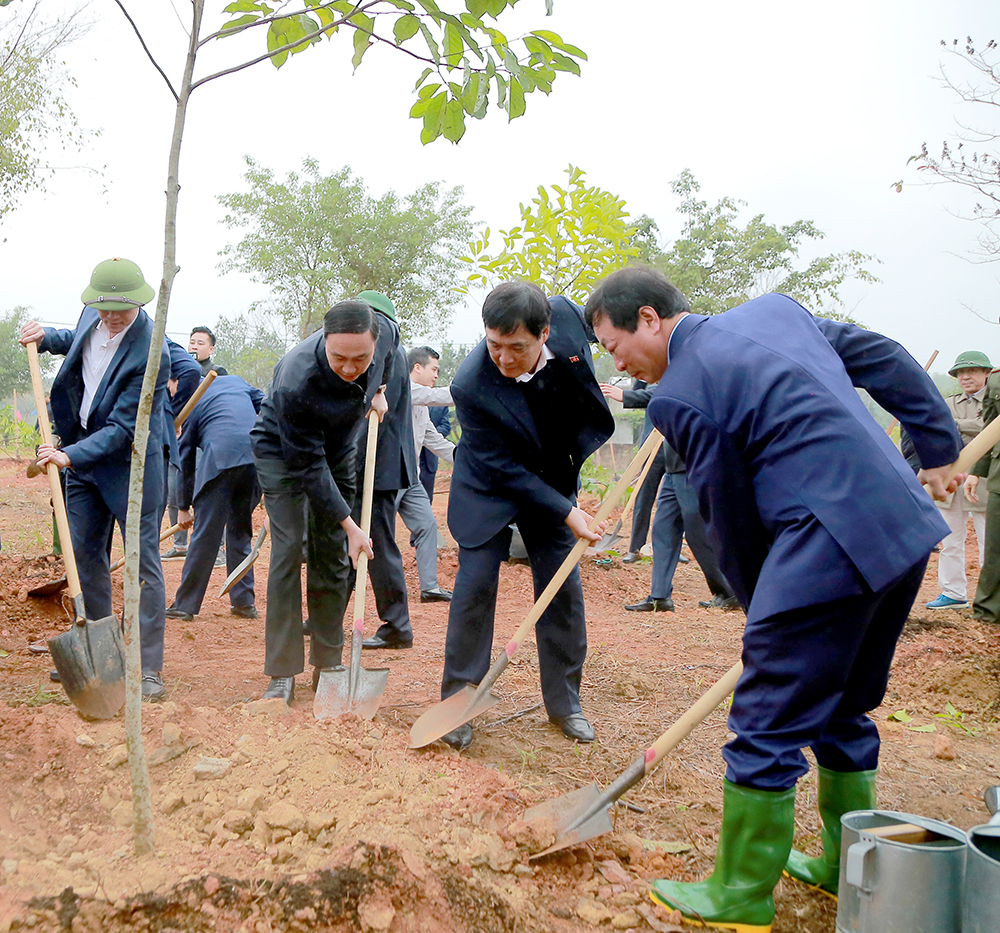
845;840;876;895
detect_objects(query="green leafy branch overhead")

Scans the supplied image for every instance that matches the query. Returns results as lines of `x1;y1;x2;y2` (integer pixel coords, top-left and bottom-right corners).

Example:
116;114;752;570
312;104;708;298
212;0;586;143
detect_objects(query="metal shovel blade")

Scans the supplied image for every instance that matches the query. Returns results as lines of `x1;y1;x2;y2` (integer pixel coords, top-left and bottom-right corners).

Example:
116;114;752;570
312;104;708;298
47;615;126;720
597;518;625;552
28;576;68;597
524;783;615;859
313;664;390;720
408;682;501;748
218;522;268;598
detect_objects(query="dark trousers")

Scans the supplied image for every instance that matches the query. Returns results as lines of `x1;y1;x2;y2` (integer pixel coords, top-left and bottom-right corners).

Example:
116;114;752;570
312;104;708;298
66;471;166;672
651;470;733;599
628;443;666;553
724;558;927;789
353;490;412;642
171;464;261;614
255;455;353;676
166;464;188;548
442;512;586;718
419;448;437;502
974;487;1000;623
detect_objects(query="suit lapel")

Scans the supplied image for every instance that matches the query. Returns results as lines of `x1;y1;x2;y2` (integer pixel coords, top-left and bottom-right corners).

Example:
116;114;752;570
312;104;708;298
484;355;542;448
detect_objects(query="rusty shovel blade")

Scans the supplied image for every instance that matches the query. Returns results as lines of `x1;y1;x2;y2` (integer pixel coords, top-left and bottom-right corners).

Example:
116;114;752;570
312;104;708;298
47;615;126;721
524;783;615;859
408;682;501;748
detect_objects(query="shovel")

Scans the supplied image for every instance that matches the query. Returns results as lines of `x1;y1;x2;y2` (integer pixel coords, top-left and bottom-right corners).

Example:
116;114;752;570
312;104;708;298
314;408;390;720
525;660;743;859
29;523;181;598
26;342;126;721
409;428;665;749
217;519;268;598
597;429;662;552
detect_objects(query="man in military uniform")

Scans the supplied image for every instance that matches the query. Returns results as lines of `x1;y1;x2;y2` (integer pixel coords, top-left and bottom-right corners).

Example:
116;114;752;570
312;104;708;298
927;351;991;609
967;353;1000;624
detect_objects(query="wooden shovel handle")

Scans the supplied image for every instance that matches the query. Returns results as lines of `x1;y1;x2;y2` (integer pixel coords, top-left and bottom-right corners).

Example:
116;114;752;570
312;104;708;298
618;433;660;528
26;342;83;602
352;407;381;625
108;524;180;573
503;429;663;658
174;370;216;431
949;413;1000;480
644;661;743;774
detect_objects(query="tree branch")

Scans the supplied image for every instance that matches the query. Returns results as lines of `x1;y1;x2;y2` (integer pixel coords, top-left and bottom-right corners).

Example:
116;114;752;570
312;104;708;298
112;0;178;101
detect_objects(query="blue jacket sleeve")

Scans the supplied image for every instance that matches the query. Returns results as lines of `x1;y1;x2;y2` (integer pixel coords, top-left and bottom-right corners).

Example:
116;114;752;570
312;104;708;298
813;317;960;469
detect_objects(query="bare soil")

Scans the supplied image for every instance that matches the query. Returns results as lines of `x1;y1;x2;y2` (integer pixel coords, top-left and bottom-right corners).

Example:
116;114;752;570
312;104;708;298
0;456;998;933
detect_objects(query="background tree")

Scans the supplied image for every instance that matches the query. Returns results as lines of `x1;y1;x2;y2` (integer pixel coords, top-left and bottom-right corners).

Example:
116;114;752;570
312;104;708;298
654;170;879;322
0;305;52;397
903;37;1000;263
461;164;641;305
105;0;586;856
0;1;91;221
218;157;473;342
213;303;293;388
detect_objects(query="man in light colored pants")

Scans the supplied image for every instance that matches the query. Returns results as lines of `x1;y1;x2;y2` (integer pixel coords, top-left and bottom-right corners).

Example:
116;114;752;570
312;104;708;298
927;350;992;610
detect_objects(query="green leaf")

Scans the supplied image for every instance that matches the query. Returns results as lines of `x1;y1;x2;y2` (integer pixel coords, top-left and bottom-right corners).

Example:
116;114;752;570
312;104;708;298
414;67;434;90
352;25;372;69
420;92;447;143
443;22;464;65
267;21;289;68
888;710;913;723
442;97;467;142
910;724;937;733
418;21;441;65
220;14;261;35
507;76;525;119
394;14;420;43
549;52;580;75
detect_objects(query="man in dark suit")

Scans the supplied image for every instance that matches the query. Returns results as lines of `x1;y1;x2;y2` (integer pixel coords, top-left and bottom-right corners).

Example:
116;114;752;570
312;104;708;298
165;375;264;621
161;337;202;560
20;257;172;701
250;301;391;703
351;291;419;650
440;282;615;750
586;267;961;931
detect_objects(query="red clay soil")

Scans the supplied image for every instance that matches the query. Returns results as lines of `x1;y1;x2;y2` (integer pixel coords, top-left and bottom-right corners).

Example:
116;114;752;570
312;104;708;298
0;456;997;933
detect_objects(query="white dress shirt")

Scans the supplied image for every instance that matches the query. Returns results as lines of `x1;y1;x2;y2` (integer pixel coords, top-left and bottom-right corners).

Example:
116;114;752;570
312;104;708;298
80;317;135;429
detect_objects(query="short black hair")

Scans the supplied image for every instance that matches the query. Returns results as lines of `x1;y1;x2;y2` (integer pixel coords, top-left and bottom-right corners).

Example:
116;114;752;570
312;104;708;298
408;346;440;370
323;300;380;339
482;282;551;338
190;325;216;346
585;267;690;333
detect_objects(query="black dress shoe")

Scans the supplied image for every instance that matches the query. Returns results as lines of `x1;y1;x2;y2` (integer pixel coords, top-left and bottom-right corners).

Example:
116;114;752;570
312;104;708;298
441;723;473;750
230;605;258;619
420;587;452;603
165;606;194;621
698;594;741;610
621;551;639;563
549;713;595;743
262;676;295;703
362;633;413;649
624;596;674;612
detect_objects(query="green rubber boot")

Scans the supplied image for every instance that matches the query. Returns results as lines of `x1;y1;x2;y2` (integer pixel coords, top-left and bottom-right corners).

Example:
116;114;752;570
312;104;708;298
784;766;877;896
650;780;795;933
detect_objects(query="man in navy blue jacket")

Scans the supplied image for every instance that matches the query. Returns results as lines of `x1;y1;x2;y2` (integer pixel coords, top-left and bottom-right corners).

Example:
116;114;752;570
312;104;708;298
166;375;264;621
20;257;172;701
586;267;961;931
440;282;615;750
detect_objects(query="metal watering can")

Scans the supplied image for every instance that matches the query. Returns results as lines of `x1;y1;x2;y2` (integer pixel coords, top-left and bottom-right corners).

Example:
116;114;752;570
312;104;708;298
836;810;967;933
964;786;1000;933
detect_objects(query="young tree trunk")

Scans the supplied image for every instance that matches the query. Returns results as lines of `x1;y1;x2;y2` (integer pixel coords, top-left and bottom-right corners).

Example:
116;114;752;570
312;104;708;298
122;0;204;857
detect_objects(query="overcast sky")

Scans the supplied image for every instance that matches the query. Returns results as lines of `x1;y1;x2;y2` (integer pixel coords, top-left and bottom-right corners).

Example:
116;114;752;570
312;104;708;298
2;0;999;375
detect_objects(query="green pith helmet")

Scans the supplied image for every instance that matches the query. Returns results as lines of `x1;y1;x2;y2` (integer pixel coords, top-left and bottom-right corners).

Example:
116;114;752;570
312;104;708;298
80;257;155;311
357;290;397;323
949;350;993;376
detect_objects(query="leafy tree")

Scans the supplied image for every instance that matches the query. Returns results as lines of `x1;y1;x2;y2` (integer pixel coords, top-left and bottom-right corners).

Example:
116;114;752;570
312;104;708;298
213;303;292;389
104;0;586;856
0;1;91;220
218;157;473;341
461;164;640;305
0;305;50;397
655;170;879;321
903;37;1000;261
